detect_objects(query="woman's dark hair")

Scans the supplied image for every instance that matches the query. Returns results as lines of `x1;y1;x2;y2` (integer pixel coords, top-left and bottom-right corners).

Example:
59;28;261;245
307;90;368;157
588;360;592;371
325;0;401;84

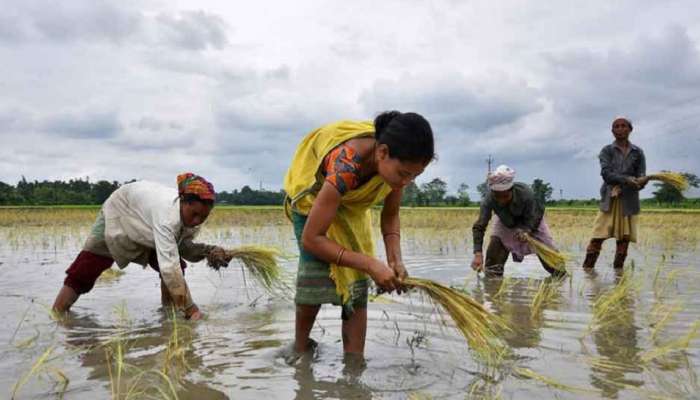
180;193;215;207
374;111;435;164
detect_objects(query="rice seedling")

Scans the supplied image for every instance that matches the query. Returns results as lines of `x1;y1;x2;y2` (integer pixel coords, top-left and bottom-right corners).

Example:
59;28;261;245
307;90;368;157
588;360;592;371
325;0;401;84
513;366;597;394
588;268;641;333
467;378;504;400
98;266;126;282
647;172;689;191
222;245;289;294
652;269;682;300
162;310;192;379
407;392;432;400
11;345;55;399
10;304;32;343
47;367;69;400
523;234;567;273
105;336;127;398
492;276;514;301
473;340;513;376
585;355;637;374
14;328;40;350
403;277;509;356
648;301;683;342
640;321;700;364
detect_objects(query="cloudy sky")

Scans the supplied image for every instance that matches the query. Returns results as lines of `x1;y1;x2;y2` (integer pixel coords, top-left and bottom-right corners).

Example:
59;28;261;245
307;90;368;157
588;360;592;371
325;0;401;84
1;0;699;198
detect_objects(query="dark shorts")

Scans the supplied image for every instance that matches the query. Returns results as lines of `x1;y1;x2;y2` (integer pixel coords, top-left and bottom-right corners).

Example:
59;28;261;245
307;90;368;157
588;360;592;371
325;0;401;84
64;250;186;295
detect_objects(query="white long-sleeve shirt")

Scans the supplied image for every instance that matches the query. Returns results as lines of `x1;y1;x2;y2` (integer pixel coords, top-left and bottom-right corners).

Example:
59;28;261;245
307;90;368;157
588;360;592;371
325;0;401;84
99;180;209;309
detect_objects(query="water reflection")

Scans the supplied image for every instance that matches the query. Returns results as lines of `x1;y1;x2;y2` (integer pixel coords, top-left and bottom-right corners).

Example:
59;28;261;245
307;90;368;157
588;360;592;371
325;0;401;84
473;277;550;349
292;353;371;400
585;273;644;398
61;310;229;399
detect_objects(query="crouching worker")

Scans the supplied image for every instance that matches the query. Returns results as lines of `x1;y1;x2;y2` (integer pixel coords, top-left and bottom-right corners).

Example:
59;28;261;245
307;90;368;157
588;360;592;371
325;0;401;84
52;173;229;320
470;165;563;277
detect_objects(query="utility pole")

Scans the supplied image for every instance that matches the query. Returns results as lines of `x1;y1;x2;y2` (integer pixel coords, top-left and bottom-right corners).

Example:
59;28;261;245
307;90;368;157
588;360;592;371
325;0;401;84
486;155;493;174
560;188;563;200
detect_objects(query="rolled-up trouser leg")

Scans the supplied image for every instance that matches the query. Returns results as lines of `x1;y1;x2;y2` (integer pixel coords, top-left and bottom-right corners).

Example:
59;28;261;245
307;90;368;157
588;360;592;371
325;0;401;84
614;239;629;269
484;236;509;277
582;238;604;269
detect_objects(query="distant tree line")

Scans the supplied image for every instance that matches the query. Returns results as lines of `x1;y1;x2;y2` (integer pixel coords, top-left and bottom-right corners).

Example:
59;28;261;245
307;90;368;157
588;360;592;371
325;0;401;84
0;177;286;206
0;173;697;207
0;177;123;205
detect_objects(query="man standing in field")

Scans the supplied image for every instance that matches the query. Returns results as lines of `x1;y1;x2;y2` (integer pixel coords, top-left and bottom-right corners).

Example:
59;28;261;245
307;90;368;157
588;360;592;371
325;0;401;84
52;173;229;320
581;117;649;271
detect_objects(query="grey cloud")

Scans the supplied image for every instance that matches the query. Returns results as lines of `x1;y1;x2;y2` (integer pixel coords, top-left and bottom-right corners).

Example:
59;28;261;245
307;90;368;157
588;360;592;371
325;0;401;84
212;89;353;187
359;73;543;133
0;14;30;43
131;116;184;132
0;2;229;52
217;102;312;134
155;10;228;51
0;1;142;44
40;110;122;139
0;107;32;132
116;118;193;150
33;2;141;44
545;25;700;120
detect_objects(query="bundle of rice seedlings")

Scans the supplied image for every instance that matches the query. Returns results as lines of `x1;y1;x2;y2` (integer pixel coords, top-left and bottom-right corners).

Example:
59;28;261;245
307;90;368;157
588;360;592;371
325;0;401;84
647;172;689;191
586;355;637;374
530;280;562;319
403;277;509;355
523;234;567;273
514;367;596;394
222;246;288;293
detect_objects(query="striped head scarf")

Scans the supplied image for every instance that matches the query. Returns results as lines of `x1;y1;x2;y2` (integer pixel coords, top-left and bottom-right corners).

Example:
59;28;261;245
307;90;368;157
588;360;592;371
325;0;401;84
487;165;516;191
177;172;216;201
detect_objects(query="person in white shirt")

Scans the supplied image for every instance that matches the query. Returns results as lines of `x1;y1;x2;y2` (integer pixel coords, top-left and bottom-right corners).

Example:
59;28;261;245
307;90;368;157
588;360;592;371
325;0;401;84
52;173;229;320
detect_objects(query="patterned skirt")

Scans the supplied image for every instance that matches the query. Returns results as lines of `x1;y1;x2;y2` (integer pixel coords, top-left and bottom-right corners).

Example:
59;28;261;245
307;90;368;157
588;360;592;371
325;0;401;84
291;212;368;318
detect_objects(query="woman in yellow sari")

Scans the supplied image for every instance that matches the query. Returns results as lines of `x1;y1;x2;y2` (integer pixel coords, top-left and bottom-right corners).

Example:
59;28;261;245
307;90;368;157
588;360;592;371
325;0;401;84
284;111;435;355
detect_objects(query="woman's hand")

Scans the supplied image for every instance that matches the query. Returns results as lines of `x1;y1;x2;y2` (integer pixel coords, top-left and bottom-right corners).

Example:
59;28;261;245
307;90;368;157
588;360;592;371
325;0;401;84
368;259;399;293
389;261;408;294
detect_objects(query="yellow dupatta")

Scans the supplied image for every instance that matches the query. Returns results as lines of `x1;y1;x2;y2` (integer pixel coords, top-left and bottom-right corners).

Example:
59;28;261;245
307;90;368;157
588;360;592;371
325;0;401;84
283;120;393;304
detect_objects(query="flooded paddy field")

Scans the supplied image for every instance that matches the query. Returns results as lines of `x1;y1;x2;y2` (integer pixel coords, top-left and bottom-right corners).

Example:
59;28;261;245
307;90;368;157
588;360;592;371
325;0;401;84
1;207;699;399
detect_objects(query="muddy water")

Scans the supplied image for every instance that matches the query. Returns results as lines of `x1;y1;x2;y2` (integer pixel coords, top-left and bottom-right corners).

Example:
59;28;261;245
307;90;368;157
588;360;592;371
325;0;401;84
1;208;699;399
